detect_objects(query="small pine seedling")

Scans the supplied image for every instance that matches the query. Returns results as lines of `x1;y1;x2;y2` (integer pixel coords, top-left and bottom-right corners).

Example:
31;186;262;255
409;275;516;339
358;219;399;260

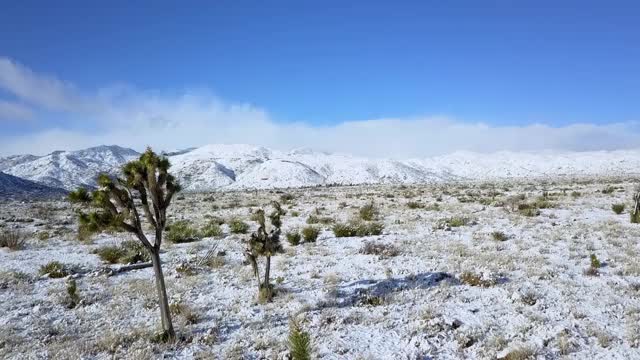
288;319;312;360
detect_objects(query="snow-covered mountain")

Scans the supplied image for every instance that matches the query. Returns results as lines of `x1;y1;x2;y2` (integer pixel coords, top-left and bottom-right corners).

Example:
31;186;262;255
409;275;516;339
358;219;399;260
2;143;640;192
0;145;139;189
0;172;67;200
168;144;640;191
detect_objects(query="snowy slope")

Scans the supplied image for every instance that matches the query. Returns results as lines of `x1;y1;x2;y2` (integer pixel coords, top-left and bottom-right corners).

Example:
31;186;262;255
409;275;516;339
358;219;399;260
169;145;640;191
0;172;67;199
2;143;640;192
0;145;139;189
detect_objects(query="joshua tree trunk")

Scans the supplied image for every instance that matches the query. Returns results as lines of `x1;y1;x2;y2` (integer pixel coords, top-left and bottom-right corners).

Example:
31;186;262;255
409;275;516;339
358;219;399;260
150;249;175;339
264;256;271;289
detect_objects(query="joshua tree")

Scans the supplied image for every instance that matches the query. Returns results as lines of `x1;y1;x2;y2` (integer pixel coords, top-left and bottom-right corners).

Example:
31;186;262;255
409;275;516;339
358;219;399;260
68;148;180;340
247;201;285;302
632;185;640;223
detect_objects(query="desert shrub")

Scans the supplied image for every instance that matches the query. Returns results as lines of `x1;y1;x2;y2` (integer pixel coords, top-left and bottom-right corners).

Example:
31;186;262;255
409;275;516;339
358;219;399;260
632;211;640;224
571;191;581;198
95;240;150;264
459;271;496;287
435;216;475;229
332;221;384;237
590;254;601;269
502;345;537;360
407;201;424;209
39;261;69;278
166;221;200;243
95;245;125;264
491;231;508;241
612;203;625;214
37;231;50;241
517;203;541;217
288;319;312;360
200;220;222;238
120;240;151;263
64;279;81;309
229;218;250;234
533;197;554;209
359;241;399;257
0;270;32;289
280;193;295;203
301;226;320;243
0;230;27;250
602;186;615;194
169;301;200;324
306;215;334;225
286;231;302;246
359;202;379;221
290;211;300;217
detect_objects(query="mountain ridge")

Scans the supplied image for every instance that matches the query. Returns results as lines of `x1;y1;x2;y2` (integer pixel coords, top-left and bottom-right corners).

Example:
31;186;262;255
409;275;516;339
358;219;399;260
2;144;640;192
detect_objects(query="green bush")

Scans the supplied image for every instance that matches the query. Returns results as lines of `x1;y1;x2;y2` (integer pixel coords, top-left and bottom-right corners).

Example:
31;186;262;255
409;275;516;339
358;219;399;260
332;221;384;237
94;245;125;264
306;215;334;225
359;202;379;221
39;261;69;278
612;203;625;214
301;226;320;243
200;220;222;238
94;240;150;264
166;221;200;243
491;231;508;241
632;211;640;224
286;231;302;246
229;218;250;234
407;201;424;209
590;254;601;269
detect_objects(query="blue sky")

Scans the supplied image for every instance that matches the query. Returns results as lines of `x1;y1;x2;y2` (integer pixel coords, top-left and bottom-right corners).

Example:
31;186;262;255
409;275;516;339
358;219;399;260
0;1;639;156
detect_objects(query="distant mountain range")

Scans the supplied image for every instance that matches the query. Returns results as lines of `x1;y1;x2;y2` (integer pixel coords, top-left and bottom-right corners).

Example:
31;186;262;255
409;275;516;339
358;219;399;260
1;144;640;195
0;172;67;200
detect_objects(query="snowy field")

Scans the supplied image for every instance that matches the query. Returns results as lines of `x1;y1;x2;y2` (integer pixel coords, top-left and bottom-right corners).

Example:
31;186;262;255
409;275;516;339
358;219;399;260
2;178;640;359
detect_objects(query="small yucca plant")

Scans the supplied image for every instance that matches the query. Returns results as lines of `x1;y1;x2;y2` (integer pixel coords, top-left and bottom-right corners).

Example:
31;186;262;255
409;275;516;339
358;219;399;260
288;318;312;360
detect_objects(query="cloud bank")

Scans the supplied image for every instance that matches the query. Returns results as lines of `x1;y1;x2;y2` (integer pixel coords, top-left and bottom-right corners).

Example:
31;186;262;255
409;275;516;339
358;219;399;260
1;56;638;158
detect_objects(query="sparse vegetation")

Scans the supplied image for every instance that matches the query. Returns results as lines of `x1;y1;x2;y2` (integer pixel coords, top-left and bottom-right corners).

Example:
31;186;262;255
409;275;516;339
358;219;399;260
0;230;27;250
94;240;150;264
39;261;69;278
612;203;625;214
332;221;384;237
301;226;320;243
286;231;302;246
359;241;399;257
229;218;250;234
359;201;379;221
306;215;334;225
166;221;200;243
491;231;508;241
200;220;223;238
459;271;496;287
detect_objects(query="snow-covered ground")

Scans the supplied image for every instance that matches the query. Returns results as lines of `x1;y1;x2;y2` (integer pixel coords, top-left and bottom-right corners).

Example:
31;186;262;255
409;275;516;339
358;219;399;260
2;178;640;359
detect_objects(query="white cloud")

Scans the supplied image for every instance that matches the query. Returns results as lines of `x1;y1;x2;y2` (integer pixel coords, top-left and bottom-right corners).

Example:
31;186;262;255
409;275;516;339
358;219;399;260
0;100;33;121
0;56;639;157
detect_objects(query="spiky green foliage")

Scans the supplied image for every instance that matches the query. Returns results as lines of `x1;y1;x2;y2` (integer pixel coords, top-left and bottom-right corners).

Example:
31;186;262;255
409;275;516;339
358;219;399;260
288;319;312;360
200;220;223;238
590;254;601;269
286;231;302;246
65;279;81;309
39;261;69;278
229;218;250;234
247;201;285;302
359;201;379;221
166;220;200;243
68;147;180;340
301;226;320;243
68;187;91;204
612;203;625;214
94;240;150;264
332;221;384;237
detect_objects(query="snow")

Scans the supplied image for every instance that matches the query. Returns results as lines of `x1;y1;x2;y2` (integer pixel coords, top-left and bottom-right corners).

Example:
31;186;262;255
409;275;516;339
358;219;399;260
3;144;640;192
1;179;640;358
